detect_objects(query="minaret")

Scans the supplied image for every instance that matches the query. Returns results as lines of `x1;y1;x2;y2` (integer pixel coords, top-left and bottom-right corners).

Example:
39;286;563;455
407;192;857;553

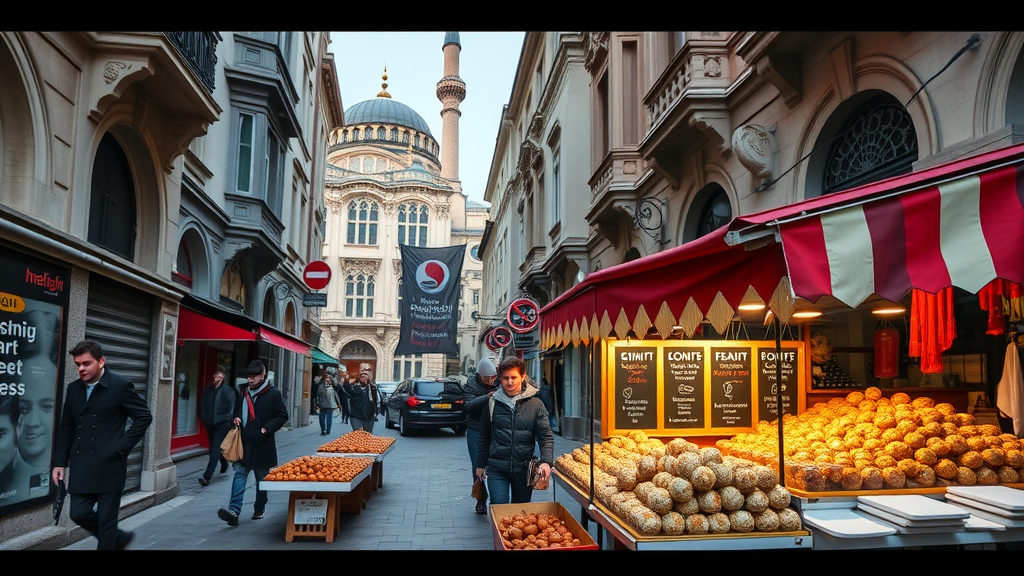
436;32;466;185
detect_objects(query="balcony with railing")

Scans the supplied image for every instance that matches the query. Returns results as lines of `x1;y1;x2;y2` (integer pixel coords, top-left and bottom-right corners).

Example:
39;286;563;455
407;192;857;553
165;31;219;94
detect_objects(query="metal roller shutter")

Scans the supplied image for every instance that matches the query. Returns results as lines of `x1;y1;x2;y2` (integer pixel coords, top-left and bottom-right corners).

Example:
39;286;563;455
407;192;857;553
85;275;154;493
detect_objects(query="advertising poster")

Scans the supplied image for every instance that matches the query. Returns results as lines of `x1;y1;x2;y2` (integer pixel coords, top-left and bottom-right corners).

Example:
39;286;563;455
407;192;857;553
0;250;69;515
395;244;466;357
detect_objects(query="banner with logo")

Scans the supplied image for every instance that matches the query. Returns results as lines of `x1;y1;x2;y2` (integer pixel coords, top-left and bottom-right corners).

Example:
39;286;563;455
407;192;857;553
0;249;69;516
396;244;466;357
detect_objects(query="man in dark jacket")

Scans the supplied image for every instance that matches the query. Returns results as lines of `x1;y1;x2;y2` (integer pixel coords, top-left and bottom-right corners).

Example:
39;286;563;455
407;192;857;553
218;359;288;526
51;340;152;550
475;356;553;505
341;371;381;433
462;357;498;513
198;366;237;486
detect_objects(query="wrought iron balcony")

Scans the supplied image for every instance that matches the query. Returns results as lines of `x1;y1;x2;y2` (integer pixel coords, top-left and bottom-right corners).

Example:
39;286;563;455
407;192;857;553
165;32;219;94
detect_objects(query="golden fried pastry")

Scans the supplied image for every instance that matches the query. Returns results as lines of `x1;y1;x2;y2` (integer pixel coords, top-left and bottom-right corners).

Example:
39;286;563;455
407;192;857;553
745;489;770;513
858;400;877;413
953;413;977;427
685;513;710;535
754;465;779;490
904;432;927;450
926;437;951;457
696;489;722;514
982;447;1006;467
882;466;906;488
846;391;866;405
890;392;911;405
914;447;938;466
708;462;734;489
777;507;802;531
967;436;989;452
732;466;758;494
885;441;914;461
919;422;944;439
933;458;959;479
975;466;999;485
979;424;1002;437
839;467;863;490
874;454;898;469
959;451;984;469
912;396;935;409
720;485;745;511
998;466;1020;484
754;509;780;532
897;458;923;477
1005;449;1024;468
956;466;977;485
860;466;884;489
690;466;717;492
864;387;883;401
945;435;969;455
934;402;957;416
795;466;828;492
729;510;755;533
874;413;897;430
913;466;936;487
674;497;700;516
661;511;686;535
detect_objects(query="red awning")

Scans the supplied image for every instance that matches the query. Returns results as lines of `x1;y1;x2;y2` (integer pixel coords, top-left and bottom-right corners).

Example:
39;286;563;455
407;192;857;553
177;307;256;341
539;143;1024;349
539;226;790;348
728;142;1024;309
257;327;311;356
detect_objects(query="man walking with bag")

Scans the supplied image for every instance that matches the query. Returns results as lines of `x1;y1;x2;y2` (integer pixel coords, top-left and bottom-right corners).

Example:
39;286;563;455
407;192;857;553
316;373;342;435
217;360;287;526
199;366;237;486
51;340;152;550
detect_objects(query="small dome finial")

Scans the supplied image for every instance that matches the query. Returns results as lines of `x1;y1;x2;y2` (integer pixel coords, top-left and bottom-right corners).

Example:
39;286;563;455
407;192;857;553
377;66;391;98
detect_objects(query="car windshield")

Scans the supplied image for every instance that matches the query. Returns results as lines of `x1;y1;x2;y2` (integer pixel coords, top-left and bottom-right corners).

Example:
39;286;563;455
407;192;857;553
413;381;461;396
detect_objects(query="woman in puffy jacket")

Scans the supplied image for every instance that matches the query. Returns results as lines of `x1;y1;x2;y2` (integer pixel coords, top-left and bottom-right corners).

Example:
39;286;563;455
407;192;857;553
474;356;554;504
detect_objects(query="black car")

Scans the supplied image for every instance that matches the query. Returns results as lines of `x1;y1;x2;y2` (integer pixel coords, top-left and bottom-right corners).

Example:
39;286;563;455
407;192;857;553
384;377;467;436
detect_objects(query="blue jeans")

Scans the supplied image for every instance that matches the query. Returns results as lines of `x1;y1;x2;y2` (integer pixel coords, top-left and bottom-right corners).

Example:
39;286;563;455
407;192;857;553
350;416;375;434
229;462;270;515
319;408;334;433
485;465;533;505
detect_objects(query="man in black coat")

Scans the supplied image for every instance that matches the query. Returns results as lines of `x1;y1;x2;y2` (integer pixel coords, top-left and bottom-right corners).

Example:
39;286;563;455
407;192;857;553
51;340;153;550
198;366;237;486
218;359;288;526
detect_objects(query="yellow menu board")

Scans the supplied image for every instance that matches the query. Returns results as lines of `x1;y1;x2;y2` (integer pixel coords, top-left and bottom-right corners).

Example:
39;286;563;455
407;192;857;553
602;339;805;439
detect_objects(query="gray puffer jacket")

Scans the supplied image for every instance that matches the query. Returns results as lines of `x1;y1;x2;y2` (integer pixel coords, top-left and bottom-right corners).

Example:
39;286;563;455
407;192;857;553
475;382;554;475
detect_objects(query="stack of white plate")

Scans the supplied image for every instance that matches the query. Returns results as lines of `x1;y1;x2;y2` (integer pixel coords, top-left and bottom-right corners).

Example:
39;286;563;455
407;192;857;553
944;486;1024;528
855;494;971;534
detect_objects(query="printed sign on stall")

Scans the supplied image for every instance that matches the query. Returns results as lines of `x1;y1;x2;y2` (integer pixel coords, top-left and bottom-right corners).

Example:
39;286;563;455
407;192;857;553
293;498;329;525
602;340;804;439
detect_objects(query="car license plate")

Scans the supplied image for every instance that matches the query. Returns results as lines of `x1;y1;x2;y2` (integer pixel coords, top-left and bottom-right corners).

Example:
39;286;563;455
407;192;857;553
433;403;451;409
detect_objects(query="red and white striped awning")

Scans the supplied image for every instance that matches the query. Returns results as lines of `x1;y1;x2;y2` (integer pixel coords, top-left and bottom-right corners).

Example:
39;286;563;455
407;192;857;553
728;142;1024;309
540;143;1024;349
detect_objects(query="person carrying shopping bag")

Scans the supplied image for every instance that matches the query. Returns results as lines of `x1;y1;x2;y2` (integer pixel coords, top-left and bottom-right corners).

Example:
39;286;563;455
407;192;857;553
316;374;342;435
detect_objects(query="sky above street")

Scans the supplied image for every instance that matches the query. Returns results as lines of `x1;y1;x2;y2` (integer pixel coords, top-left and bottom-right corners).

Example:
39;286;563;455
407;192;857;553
329;31;526;206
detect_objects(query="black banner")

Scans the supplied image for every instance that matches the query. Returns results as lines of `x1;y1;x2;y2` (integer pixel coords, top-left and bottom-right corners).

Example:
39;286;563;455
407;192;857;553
395;244;466;356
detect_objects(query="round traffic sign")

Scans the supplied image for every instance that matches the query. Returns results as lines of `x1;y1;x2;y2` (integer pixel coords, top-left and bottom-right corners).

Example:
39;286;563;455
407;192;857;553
303;260;332;290
486;326;513;351
506;298;540;333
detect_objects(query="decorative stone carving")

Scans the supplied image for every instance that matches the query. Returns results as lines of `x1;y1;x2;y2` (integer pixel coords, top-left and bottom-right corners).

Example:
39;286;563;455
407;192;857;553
731;124;776;181
584;32;609;73
103;61;130;83
340;258;380;277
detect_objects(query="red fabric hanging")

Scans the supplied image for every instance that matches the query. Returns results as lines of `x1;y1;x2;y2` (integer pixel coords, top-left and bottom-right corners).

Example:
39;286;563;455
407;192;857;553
909;287;956;374
978;278;1011;335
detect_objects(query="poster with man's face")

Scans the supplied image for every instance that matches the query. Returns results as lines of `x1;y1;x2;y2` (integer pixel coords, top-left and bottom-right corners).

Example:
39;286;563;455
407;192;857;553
0;250;68;516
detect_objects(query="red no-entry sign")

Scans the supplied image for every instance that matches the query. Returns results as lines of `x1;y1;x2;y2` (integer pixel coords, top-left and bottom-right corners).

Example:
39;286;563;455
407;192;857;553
303;260;332;290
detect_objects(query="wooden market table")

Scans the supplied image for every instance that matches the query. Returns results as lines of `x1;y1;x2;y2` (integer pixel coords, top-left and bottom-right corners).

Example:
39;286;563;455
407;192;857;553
552;471;813;551
316;441;395;490
261;462;373;543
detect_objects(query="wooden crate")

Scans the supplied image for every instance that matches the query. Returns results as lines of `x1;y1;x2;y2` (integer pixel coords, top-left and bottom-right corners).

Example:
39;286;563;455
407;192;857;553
489;501;598;550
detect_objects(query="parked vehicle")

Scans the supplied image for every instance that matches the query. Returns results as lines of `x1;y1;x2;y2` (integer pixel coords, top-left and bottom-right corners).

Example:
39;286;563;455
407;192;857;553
376;380;399;404
384;377;467;436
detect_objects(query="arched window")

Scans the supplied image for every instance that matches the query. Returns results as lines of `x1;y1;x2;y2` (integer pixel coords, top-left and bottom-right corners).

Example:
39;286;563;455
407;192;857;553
414;134;420;148
377;126;386;139
397;203;429;247
362;157;374;173
173;241;193;289
89;133;137;260
402;131;410;144
347;199;379;244
823;95;917;193
352;127;360;140
342;130;349;143
219;261;246;310
345;274;375;318
696;189;732;238
390;127;398;141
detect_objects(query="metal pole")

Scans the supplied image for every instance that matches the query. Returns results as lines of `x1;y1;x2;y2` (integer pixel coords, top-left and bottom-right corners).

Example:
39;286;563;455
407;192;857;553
775;314;785;487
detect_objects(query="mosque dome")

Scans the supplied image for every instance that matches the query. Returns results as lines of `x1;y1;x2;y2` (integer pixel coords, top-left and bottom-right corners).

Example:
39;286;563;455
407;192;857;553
344;98;433;137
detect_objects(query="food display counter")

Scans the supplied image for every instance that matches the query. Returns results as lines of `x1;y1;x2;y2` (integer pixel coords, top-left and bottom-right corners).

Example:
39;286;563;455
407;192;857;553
317;441;395;490
553;471;812;550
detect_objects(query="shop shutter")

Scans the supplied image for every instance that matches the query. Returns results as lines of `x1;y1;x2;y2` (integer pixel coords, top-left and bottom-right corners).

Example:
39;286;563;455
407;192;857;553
85;275;154;493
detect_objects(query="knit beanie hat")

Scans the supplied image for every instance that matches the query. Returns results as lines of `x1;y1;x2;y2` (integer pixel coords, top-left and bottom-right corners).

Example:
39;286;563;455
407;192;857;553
477;358;498;378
